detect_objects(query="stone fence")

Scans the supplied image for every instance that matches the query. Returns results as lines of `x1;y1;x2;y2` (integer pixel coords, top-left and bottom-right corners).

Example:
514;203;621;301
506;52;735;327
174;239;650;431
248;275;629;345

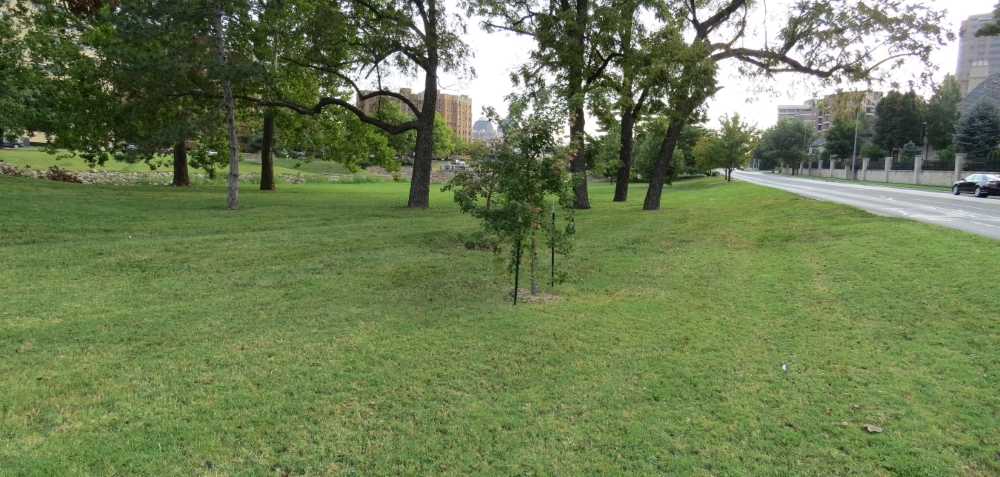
778;153;980;186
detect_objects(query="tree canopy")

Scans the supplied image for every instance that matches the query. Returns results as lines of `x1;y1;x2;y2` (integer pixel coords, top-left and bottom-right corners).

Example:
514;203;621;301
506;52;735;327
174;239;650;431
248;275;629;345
925;75;962;151
693;114;759;181
758;119;816;170
872;91;927;158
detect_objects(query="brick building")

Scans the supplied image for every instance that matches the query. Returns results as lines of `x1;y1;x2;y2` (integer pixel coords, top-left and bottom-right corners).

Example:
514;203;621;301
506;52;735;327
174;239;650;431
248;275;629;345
357;89;473;142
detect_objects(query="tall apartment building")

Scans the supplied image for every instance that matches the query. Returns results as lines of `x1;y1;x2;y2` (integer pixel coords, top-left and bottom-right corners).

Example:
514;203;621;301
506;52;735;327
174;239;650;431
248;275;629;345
357;89;473;142
957;12;1000;97
776;91;883;132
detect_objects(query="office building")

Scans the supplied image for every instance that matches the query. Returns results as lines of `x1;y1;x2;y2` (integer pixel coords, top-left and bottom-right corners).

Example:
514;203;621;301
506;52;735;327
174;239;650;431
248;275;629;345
776;91;883;132
958;12;1000;97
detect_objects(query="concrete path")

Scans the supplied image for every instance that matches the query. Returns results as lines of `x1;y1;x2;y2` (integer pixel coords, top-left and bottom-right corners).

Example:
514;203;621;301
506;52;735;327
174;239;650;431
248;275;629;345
731;170;1000;240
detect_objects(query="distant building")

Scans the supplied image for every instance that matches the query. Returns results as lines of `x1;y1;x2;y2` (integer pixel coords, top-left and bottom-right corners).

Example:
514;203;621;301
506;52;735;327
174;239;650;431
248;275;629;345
472;117;498;142
357;89;473;142
777;103;819;130
777;91;882;132
957;12;1000;97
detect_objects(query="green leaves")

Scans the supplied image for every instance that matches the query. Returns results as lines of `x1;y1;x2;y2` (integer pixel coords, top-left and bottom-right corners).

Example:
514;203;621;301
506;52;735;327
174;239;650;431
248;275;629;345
758;119;817;168
446;91;575;273
693;113;759;180
872;90;926;155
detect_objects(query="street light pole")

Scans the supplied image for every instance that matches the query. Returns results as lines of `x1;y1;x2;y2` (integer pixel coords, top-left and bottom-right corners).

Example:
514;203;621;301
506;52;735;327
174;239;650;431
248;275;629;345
851;110;860;180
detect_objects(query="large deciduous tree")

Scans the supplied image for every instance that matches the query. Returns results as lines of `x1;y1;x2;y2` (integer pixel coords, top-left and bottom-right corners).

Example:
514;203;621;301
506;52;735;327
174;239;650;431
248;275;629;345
470;0;625;209
588;1;687;202
244;0;471;208
637;0;950;210
758;119;816;173
925;75;961;152
872;90;927;160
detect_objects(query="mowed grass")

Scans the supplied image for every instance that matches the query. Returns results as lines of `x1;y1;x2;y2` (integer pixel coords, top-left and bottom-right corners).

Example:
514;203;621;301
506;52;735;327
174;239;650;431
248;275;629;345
2;176;1000;475
0;148;346;176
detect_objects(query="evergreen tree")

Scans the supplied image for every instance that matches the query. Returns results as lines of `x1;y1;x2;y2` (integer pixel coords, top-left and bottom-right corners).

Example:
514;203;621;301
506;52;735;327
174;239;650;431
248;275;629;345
900;141;920;160
954;98;1000;160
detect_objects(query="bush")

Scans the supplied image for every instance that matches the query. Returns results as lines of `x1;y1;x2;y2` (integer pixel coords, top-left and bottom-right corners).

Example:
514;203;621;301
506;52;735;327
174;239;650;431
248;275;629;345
41;166;83;183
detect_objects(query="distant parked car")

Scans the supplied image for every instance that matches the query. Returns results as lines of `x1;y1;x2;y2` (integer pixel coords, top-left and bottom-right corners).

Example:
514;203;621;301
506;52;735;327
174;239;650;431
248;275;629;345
2;138;20;149
451;159;467;166
953;174;1000;198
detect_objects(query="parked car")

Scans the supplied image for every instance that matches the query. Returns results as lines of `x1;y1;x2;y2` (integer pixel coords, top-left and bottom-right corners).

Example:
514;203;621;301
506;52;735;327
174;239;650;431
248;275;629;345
451;159;467;166
953;174;1000;198
2;138;21;149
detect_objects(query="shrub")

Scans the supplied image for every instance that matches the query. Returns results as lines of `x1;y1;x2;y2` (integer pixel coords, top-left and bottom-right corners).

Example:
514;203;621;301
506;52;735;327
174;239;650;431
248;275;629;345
41;166;83;183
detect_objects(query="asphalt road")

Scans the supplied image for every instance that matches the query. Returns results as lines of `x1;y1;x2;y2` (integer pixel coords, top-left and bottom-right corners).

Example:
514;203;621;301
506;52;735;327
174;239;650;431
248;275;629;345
731;170;1000;240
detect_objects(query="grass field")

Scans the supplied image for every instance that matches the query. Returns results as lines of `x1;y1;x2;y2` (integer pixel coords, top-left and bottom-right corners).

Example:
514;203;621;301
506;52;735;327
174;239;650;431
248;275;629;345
3;176;1000;475
0;148;351;176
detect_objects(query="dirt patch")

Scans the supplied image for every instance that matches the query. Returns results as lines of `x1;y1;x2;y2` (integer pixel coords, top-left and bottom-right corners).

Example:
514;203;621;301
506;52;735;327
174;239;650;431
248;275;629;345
508;288;563;304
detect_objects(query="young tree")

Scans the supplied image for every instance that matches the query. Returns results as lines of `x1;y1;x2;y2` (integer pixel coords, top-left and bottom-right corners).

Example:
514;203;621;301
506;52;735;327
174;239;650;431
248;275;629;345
954;98;1000;160
872;90;927;159
692;114;759;181
925;75;962;152
446;91;576;297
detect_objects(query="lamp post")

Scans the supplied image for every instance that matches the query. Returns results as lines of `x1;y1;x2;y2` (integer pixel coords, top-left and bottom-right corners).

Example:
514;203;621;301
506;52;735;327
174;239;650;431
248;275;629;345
851;110;876;180
851;111;860;180
920;121;928;160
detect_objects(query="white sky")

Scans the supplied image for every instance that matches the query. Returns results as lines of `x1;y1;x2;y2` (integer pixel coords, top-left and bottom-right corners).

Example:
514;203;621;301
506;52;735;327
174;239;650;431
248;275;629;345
394;0;993;133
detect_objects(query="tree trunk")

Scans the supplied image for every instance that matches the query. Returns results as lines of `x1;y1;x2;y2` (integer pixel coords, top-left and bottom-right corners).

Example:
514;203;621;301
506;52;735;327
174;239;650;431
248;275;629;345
215;0;239;209
406;0;440;209
408;82;437;208
613;107;636;202
566;0;590;210
530;232;537;295
642;121;685;211
260;112;276;190
171;141;190;186
569;104;590;209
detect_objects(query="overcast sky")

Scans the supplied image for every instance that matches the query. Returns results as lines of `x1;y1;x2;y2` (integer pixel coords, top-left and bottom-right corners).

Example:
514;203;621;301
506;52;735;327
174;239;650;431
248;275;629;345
391;0;993;132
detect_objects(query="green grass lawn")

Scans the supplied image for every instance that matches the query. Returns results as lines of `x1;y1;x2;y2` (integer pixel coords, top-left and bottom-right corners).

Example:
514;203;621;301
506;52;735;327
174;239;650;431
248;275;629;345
3;176;1000;475
0;148;350;177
